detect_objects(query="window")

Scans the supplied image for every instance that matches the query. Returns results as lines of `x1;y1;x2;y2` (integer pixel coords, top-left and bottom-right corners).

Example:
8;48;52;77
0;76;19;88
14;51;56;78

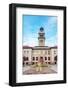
23;62;24;65
54;50;56;54
23;57;26;61
23;57;25;61
32;62;34;65
26;62;28;65
45;57;47;60
36;57;38;60
33;57;35;60
26;57;28;60
23;57;29;61
36;62;38;64
48;57;50;60
54;56;57;61
48;62;50;64
48;50;50;55
45;51;47;54
40;57;43;59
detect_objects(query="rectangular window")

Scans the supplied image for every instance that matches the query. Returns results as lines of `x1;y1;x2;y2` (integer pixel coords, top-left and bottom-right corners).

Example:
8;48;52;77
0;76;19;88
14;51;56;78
26;57;28;60
45;57;47;60
33;57;35;60
54;50;56;54
32;62;34;65
36;57;38;60
23;57;29;61
48;57;50;60
48;50;50;55
23;57;25;61
48;62;50;64
40;57;43;59
26;62;28;65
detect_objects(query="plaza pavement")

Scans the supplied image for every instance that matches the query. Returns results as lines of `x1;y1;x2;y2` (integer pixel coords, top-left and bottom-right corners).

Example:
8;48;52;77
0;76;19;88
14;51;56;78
23;65;57;75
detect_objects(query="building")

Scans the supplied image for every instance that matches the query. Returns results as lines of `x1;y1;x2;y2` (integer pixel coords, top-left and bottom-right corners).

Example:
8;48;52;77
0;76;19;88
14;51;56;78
23;27;57;66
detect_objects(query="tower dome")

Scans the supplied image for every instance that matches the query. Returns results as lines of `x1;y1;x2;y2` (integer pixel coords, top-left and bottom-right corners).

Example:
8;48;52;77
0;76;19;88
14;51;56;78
40;27;44;32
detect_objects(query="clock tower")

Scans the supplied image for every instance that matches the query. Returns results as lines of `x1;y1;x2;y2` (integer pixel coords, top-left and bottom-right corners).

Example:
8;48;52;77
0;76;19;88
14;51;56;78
38;27;45;46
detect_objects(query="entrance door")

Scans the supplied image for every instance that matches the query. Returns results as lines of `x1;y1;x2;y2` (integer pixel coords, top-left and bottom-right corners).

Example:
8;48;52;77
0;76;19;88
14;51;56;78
40;57;43;63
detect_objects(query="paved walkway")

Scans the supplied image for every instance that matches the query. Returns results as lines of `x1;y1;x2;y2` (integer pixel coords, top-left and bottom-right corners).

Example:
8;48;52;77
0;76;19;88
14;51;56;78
23;66;31;72
50;65;57;72
23;65;57;75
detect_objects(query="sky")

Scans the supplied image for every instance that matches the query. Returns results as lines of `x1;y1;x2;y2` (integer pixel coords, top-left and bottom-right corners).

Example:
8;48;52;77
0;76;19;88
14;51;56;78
22;15;57;47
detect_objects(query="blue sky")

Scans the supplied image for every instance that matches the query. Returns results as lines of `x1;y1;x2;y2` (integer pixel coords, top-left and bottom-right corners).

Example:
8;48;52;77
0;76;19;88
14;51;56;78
22;15;57;47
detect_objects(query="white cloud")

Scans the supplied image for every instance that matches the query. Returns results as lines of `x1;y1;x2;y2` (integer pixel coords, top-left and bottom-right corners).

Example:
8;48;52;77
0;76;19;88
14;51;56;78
43;16;57;32
45;35;57;46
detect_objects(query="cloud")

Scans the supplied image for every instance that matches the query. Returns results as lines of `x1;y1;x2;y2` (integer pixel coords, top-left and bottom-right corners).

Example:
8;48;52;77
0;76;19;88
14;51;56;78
23;37;38;46
46;35;57;46
42;17;57;31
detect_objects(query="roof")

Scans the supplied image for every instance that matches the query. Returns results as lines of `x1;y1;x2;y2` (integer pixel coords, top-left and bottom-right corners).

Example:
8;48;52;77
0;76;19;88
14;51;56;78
23;46;57;50
23;46;33;49
50;46;57;49
33;46;51;50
